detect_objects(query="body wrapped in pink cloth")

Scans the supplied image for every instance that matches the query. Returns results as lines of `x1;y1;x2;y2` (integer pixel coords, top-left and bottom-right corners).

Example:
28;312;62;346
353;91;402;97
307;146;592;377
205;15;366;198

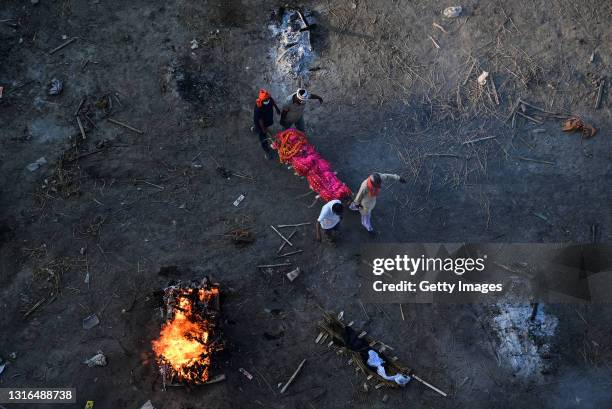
272;129;352;202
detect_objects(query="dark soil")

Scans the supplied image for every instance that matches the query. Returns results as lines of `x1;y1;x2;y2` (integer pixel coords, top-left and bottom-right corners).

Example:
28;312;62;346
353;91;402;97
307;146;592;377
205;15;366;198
0;1;610;408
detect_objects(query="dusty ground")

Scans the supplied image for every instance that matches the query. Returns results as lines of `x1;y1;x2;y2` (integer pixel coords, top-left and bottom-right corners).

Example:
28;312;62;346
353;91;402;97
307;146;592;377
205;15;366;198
1;0;611;408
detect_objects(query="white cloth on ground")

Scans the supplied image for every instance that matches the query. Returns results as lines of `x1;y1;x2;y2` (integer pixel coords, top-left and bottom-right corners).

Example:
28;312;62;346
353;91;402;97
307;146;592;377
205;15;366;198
366;350;411;386
317;199;341;230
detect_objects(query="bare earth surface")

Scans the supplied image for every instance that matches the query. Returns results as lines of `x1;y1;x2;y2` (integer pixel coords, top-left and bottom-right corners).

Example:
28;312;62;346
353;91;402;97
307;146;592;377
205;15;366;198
1;1;611;408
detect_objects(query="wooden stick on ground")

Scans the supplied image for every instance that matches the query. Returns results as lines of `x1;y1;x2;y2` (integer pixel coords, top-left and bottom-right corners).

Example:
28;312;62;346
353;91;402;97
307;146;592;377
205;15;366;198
462;135;498;145
432;22;447;33
411;374;448;397
515;111;543;124
49;37;77;54
257;262;292;268
514;156;555;165
428;35;440;49
490;76;500;105
400;304;405;321
136;180;164;190
277;222;311;228
595;79;605;109
24;298;46;318
276;250;303;258
463;59;476;86
277;230;297;254
270;225;293;247
280;359;306;394
108;118;144;134
76;116;86;140
74;97;85;116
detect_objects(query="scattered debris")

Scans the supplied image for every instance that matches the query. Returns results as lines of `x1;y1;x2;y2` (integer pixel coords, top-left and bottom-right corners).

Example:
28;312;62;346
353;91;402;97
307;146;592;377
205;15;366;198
239;368;254;380
233;194;245;207
280;358;306;394
477;71;489;86
26;157;47;172
0;362;5;376
228;228;255;246
286;267;301;282
139;401;154;409
84;351;107;367
48;79;63;96
82;313;100;330
443;6;462;18
190;38;199;50
562;117;597;139
216;166;233;179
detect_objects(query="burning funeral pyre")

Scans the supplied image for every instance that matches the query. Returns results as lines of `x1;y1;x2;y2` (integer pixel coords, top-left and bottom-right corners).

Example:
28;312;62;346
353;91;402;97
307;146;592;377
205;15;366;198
152;278;223;387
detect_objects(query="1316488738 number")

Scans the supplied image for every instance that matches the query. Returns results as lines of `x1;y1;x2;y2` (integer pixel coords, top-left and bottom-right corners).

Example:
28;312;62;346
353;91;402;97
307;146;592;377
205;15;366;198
0;388;76;404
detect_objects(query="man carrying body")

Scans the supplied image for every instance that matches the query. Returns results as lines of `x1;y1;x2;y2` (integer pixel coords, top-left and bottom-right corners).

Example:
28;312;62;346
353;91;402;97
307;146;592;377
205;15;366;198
315;199;343;242
253;89;281;160
280;88;323;132
351;173;406;233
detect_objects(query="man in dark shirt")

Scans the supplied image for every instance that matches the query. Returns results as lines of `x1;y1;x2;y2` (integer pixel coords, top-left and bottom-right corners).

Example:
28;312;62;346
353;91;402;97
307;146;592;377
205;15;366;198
252;89;280;160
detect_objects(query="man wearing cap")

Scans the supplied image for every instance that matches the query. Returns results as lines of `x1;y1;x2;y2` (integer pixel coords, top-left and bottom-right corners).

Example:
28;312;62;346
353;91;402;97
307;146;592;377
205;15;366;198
253;89;281;159
280;88;323;132
315;199;343;242
351;173;406;233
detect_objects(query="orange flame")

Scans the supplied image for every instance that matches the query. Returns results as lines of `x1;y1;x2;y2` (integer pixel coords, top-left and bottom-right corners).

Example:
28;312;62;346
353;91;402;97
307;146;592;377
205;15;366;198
152;287;219;383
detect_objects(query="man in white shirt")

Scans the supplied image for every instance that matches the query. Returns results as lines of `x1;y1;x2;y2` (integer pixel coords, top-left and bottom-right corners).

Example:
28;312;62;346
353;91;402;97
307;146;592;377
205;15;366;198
315;199;343;242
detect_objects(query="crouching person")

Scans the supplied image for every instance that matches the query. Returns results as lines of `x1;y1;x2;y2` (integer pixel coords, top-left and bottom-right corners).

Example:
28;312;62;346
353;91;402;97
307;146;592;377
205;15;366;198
315;199;343;242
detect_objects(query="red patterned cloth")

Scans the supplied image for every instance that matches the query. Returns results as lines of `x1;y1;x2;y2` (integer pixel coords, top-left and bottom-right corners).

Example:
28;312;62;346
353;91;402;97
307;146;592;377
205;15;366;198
272;129;352;202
